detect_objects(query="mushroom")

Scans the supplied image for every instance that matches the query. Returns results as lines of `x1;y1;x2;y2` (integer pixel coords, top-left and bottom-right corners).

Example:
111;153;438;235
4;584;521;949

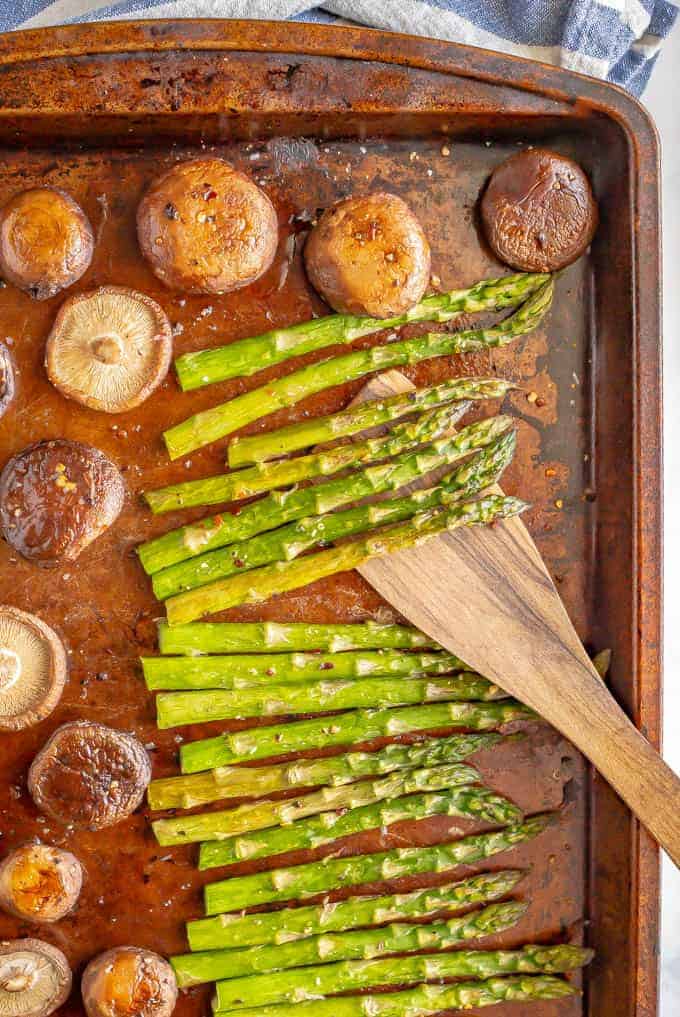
0;344;15;420
45;287;173;414
136;158;278;294
304;192;431;318
0;188;93;300
81;947;177;1017
0;844;82;923
0;939;71;1017
0;440;125;568
28;722;151;831
480;147;599;273
0;608;66;732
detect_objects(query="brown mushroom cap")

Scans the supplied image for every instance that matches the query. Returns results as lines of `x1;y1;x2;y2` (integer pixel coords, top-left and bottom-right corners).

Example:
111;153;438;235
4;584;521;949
0;188;93;300
81;947;177;1017
0;344;15;420
0;608;66;732
304;192;431;318
480;147;598;273
0;939;71;1017
45;287;173;414
0;440;125;568
0;844;82;923
28;721;151;831
137;158;278;294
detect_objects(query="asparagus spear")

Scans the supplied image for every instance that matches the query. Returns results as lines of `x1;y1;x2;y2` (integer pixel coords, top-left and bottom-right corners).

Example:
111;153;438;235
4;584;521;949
140;414;512;575
157;620;437;656
175;273;548;391
165;494;526;624
228;377;514;467
152;762;484;846
204;814;555;913
214;943;593;1011
180;700;533;773
163;279;553;458
144;401;469;514
199;785;523;869
186;868;523;951
175;900;526;988
148;732;505;811
152;432;515;600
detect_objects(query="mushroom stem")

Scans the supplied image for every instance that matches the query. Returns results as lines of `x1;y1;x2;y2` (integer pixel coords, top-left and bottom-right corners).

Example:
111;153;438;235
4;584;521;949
0;646;21;691
0;969;35;993
91;336;124;365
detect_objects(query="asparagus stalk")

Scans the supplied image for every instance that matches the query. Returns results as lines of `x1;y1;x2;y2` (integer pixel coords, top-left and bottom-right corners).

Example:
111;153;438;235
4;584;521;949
145;401;469;514
175;900;527;988
148;732;505;811
152;762;484;846
204;814;555;913
157;620;437;656
140;414;512;575
228;377;514;467
163;279;553;457
214;943;593;1011
186;869;524;951
165;494;526;624
143;649;466;690
152;432;515;601
199;785;523;869
175;272;549;391
180;699;534;773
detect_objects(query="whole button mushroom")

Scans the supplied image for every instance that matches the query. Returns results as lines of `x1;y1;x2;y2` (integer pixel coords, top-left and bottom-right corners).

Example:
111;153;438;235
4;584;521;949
0;607;67;732
0;188;94;300
304;192;431;318
137;158;278;294
480;147;598;273
81;947;177;1017
0;939;71;1017
0;440;125;568
0;844;82;923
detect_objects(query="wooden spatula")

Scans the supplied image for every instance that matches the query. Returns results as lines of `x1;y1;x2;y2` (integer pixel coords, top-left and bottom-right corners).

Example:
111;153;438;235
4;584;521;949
354;370;680;866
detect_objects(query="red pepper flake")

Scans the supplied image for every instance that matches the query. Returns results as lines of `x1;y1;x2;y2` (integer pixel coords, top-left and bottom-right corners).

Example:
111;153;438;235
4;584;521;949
266;668;275;676
233;558;245;568
319;662;334;670
204;188;217;200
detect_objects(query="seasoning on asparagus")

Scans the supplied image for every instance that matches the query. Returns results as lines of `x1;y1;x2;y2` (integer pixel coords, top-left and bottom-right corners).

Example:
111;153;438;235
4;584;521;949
180;699;534;773
152;432;516;601
163;279;553;457
204;813;555;913
165;494;527;624
140;414;512;575
174;272;549;391
148;732;505;811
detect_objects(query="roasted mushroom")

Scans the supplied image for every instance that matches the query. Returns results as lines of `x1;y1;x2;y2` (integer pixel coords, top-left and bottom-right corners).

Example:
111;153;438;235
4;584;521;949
0;939;71;1017
0;844;82;923
45;287;172;413
28;722;151;831
82;947;177;1017
0;440;125;568
136;158;278;294
304;192;431;317
0;607;66;732
0;188;93;300
480;147;598;273
0;344;15;420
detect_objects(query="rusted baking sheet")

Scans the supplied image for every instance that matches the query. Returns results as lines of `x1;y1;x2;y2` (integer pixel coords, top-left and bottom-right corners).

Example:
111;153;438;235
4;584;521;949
0;20;661;1017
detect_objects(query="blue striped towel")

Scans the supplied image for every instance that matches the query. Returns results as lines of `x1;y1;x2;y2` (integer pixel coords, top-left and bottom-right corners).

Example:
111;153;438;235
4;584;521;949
5;1;678;96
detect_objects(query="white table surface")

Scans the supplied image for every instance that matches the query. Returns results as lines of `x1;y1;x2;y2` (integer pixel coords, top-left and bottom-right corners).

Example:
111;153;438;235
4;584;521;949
639;32;680;1017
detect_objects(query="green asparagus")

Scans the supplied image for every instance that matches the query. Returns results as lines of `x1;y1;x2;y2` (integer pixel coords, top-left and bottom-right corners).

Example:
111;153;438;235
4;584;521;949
165;494;527;623
148;732;505;811
227;377;513;467
163;279;553;457
214;943;593;1011
152;432;515;601
199;785;522;868
157;620;437;656
180;700;533;772
145;401;467;514
140;414;512;575
175;272;549;391
152;763;484;846
186;869;524;951
204;813;555;912
174;900;527;988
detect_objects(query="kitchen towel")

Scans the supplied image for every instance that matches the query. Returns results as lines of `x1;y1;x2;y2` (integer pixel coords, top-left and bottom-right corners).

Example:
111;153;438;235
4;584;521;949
5;0;679;95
